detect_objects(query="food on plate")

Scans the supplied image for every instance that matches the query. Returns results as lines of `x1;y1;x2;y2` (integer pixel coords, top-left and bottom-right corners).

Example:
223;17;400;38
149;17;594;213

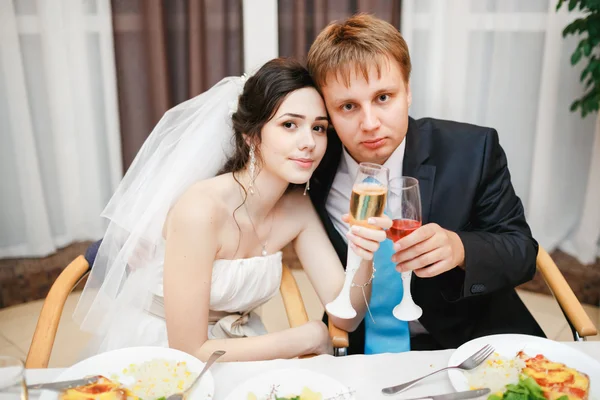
246;386;323;400
59;376;138;400
466;349;590;400
60;359;198;400
487;375;557;400
119;359;197;400
465;352;526;393
517;352;590;400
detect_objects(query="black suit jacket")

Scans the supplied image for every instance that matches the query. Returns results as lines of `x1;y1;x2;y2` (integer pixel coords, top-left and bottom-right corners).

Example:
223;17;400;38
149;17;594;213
310;117;545;354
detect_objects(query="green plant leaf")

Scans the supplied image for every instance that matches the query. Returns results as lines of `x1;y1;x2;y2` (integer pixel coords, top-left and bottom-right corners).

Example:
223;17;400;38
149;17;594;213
593;63;600;79
571;48;583;64
570;100;580;111
559;0;600;117
585;77;594;88
581;65;590;81
569;0;579;11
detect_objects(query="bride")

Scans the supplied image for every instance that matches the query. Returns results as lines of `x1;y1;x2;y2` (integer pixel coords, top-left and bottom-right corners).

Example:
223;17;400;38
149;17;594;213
73;58;391;362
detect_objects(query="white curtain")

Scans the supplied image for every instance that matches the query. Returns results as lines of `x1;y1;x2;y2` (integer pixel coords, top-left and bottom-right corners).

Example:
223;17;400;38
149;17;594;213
0;0;122;259
401;0;600;265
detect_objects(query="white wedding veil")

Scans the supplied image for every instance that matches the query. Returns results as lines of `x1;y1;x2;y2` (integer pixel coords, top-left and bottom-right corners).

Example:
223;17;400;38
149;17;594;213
73;75;248;354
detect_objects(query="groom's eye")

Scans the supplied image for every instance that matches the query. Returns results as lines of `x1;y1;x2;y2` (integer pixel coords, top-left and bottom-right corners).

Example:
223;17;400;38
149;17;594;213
378;94;390;102
342;103;354;111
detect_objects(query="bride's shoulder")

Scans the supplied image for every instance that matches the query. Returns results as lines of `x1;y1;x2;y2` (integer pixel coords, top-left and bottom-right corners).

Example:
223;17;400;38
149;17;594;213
166;179;229;230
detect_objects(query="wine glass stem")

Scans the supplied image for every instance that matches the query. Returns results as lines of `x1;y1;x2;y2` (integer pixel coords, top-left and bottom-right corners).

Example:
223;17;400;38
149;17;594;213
341;248;361;295
401;271;413;302
347;246;362;272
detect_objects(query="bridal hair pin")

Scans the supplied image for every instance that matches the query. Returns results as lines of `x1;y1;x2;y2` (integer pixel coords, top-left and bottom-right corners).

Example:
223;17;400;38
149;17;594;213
228;73;251;116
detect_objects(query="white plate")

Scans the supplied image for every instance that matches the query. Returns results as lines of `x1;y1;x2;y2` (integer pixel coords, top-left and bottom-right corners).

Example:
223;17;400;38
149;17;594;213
39;346;214;400
448;334;600;396
225;368;355;400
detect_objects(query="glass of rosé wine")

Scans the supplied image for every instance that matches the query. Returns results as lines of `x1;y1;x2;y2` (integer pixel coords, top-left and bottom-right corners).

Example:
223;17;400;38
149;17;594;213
387;176;423;321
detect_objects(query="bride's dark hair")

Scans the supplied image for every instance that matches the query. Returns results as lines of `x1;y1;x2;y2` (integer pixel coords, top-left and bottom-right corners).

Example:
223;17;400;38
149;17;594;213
218;58;320;256
219;57;318;176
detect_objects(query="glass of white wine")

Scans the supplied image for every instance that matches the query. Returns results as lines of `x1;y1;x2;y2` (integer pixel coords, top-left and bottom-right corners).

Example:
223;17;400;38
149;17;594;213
0;356;28;400
325;162;389;319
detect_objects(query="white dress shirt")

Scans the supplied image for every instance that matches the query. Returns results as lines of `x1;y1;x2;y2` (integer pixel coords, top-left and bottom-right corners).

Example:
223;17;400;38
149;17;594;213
325;138;429;337
326;138;406;239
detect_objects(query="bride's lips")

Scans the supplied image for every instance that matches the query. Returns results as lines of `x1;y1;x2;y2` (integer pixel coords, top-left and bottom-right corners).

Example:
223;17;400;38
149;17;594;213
362;138;386;150
290;158;314;169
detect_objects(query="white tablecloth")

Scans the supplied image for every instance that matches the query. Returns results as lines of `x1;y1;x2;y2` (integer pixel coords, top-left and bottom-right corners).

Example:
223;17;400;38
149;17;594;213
25;342;600;399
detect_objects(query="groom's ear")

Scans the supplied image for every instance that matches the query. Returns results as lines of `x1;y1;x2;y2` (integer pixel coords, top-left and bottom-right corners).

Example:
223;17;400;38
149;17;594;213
406;81;412;108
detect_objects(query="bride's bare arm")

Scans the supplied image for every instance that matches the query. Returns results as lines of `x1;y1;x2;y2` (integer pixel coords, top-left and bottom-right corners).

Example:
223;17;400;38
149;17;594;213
289;192;389;332
162;191;329;362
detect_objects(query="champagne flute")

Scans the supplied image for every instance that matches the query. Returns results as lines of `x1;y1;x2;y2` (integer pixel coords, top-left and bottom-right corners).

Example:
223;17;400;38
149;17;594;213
387;176;423;321
326;162;389;319
0;356;28;400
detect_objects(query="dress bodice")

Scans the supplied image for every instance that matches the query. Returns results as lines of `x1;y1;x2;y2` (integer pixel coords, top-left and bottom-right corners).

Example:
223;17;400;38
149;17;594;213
209;251;283;312
152;251;283;314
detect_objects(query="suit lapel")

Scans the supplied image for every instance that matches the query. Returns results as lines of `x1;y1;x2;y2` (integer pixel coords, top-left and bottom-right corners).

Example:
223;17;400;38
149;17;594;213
403;118;436;224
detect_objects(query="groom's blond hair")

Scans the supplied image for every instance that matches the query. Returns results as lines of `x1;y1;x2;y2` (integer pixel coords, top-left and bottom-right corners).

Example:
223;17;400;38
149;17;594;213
307;13;411;88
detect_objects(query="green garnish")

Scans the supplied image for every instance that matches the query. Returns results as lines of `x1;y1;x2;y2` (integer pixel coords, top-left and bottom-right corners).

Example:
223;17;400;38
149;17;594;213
487;376;568;400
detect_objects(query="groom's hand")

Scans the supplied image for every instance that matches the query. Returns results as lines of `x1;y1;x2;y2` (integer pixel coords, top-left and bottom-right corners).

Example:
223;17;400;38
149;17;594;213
391;223;465;278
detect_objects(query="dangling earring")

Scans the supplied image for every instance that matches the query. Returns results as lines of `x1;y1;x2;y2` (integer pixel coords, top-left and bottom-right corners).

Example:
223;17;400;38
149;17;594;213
303;179;310;196
248;144;256;195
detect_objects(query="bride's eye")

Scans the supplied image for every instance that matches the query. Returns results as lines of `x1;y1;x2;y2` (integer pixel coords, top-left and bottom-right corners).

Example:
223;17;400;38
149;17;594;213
313;125;326;133
283;121;297;129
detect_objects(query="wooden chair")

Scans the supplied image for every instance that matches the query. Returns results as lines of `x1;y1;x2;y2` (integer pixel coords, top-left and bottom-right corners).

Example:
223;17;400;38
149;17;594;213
535;246;597;340
26;242;596;368
25;241;349;368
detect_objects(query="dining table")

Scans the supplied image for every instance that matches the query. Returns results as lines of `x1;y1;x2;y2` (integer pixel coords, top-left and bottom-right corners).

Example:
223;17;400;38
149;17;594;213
24;341;600;399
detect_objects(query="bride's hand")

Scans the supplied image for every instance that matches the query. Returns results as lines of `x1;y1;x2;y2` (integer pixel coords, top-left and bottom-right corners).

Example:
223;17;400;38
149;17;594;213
342;214;392;260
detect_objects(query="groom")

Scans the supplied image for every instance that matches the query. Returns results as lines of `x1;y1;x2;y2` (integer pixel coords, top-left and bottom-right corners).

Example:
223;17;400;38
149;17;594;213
307;14;545;354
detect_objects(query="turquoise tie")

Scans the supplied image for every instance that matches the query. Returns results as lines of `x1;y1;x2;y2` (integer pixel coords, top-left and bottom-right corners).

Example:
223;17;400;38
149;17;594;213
364;237;411;354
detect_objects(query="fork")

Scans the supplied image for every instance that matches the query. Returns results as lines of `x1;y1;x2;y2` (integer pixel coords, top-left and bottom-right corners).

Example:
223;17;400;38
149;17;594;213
165;350;225;400
381;344;495;396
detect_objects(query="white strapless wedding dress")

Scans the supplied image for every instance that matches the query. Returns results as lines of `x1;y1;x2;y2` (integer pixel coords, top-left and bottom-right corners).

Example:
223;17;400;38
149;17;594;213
94;251;283;351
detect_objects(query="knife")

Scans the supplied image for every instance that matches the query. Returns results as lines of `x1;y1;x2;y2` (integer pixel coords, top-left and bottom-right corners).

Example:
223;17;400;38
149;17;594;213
399;388;491;400
27;376;101;391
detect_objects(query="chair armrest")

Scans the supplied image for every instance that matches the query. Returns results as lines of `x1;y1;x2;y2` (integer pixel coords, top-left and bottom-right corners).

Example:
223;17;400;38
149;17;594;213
279;263;350;351
536;246;598;337
279;263;309;328
25;255;90;368
328;321;349;349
